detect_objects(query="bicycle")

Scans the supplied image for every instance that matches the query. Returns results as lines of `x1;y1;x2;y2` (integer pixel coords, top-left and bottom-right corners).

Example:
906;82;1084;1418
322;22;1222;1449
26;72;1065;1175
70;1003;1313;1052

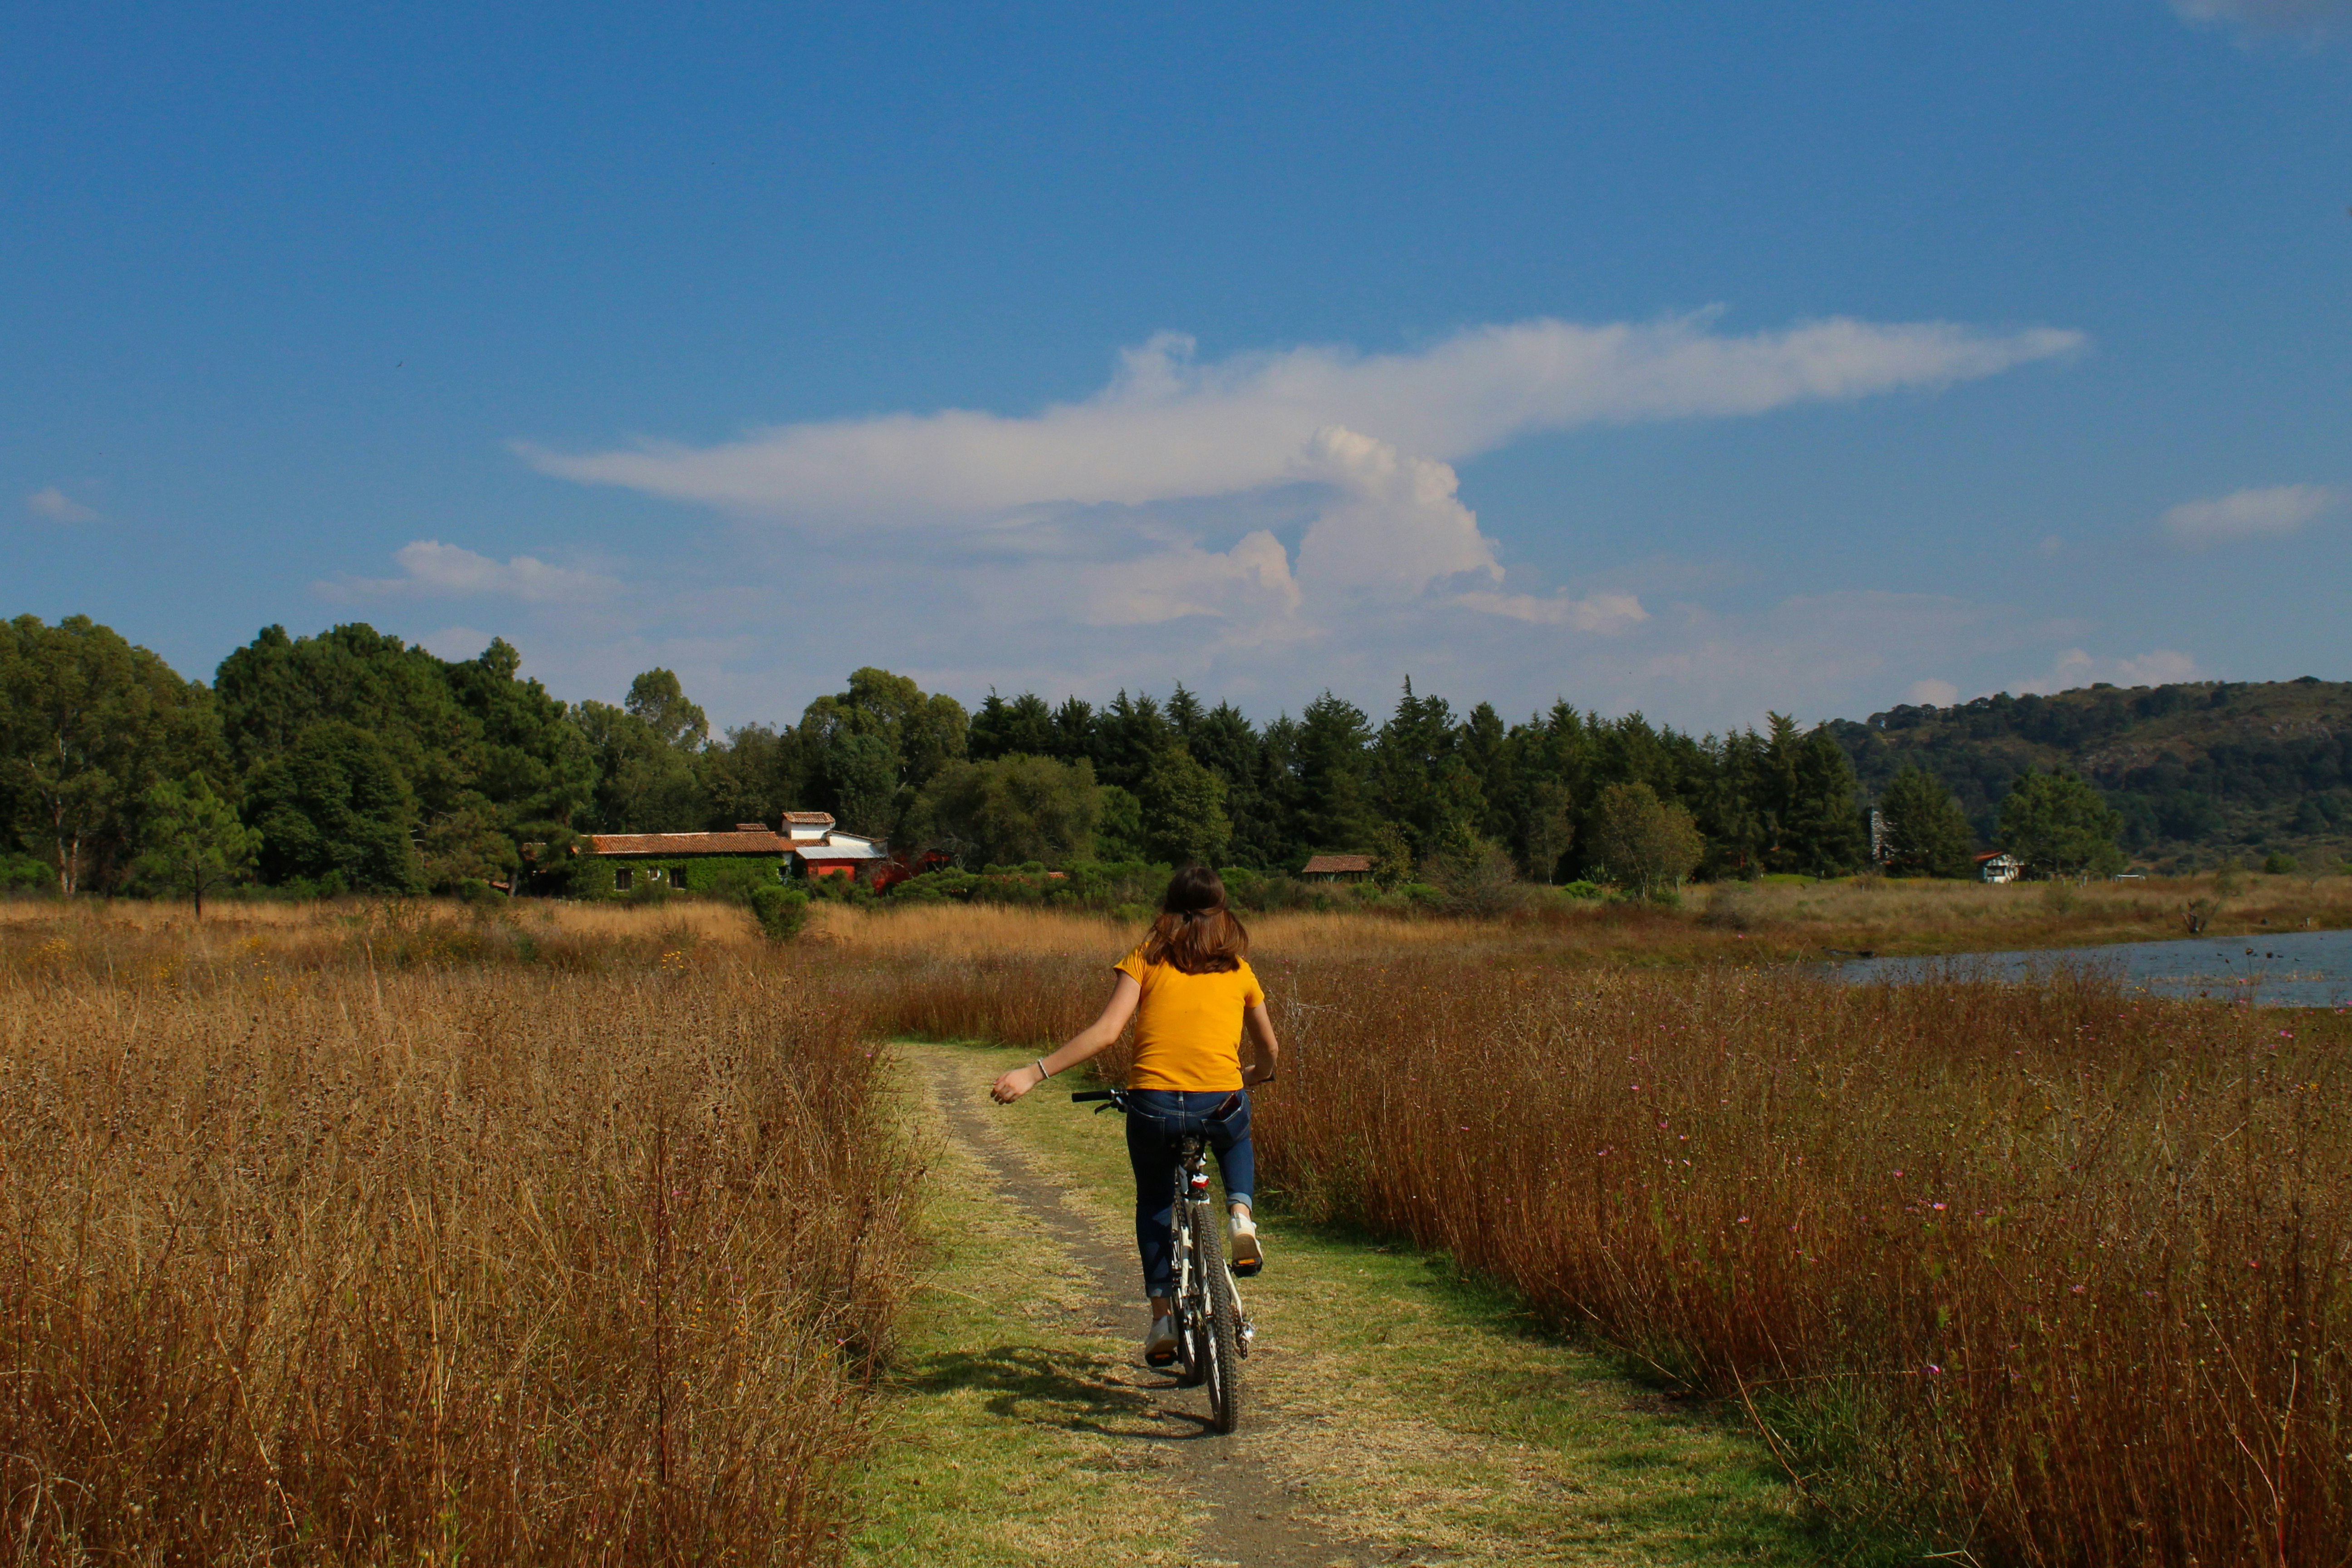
1072;1087;1254;1434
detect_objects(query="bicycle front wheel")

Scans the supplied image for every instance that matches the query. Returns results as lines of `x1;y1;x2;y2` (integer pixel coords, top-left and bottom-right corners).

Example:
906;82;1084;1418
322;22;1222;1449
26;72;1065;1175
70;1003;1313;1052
1202;1255;1245;1434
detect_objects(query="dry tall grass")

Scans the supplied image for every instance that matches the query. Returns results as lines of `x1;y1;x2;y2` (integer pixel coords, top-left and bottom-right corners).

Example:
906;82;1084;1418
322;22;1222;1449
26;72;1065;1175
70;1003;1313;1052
1252;961;2351;1564
879;925;2352;1566
0;942;911;1564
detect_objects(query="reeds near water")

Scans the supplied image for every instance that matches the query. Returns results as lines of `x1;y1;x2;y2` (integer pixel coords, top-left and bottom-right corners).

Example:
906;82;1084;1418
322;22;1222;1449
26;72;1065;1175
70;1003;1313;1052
867;936;2352;1565
0;941;911;1564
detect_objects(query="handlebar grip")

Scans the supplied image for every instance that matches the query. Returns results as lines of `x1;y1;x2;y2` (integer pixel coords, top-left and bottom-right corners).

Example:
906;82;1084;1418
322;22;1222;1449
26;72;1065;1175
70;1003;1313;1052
1069;1089;1118;1102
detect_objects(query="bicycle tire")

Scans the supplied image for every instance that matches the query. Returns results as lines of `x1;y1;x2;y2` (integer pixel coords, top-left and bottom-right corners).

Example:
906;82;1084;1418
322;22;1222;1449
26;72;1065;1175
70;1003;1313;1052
1171;1170;1209;1388
1202;1253;1244;1434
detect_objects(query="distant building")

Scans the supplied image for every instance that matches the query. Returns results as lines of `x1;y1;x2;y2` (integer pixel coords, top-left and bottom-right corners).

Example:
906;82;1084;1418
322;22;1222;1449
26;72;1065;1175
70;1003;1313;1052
572;813;899;892
1974;850;2022;884
1300;853;1374;882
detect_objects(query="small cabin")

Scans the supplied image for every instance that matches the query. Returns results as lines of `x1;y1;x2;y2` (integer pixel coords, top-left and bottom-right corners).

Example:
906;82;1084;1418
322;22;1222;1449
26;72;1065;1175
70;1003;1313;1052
1975;850;2023;885
1301;853;1374;882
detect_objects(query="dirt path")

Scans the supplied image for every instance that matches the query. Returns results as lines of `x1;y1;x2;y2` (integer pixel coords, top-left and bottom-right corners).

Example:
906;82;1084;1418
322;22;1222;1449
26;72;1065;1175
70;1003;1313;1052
920;1047;1355;1567
853;1043;1823;1568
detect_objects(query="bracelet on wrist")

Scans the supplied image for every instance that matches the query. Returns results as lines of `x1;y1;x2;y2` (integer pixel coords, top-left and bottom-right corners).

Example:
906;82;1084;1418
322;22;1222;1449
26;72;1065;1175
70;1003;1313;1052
1033;1057;1051;1080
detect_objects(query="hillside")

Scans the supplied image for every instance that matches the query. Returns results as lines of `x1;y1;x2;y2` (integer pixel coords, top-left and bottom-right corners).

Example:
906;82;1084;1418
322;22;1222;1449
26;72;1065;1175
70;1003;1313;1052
1829;677;2352;872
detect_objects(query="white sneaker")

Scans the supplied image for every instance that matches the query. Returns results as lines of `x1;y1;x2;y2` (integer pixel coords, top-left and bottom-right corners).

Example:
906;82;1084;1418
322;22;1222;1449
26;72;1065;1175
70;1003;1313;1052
1144;1314;1178;1366
1229;1212;1263;1276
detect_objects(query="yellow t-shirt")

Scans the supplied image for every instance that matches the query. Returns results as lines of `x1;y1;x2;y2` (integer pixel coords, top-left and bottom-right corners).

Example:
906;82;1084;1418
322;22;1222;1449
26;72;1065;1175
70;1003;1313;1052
1114;944;1265;1092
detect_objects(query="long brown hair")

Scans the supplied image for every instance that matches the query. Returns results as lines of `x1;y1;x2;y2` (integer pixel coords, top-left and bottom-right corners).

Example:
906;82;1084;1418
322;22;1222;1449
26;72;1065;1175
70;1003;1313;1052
1141;864;1250;975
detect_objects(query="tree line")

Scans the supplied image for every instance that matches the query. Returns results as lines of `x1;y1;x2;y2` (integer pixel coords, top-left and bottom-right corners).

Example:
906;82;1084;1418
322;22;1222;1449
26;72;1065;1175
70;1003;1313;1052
0;613;2124;902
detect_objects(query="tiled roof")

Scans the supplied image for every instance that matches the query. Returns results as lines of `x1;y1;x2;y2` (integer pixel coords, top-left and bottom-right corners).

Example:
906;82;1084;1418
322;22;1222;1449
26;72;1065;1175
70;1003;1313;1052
780;812;836;825
1301;854;1374;874
583;831;787;857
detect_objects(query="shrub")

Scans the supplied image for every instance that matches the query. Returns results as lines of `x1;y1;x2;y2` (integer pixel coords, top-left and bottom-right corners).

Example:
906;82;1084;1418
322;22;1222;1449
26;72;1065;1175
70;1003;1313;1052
749;884;811;941
2263;850;2298;875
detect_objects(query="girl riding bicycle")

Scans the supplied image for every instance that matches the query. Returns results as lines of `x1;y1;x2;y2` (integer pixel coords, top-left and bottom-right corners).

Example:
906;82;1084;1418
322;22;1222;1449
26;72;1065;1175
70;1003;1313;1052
990;864;1279;1366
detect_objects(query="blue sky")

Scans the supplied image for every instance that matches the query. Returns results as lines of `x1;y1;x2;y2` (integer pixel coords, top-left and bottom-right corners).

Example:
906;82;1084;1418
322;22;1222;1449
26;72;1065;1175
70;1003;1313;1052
6;0;2348;734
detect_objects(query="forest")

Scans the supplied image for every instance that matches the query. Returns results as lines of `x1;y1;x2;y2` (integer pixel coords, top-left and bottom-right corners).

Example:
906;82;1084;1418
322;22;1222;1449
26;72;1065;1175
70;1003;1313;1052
0;611;2213;900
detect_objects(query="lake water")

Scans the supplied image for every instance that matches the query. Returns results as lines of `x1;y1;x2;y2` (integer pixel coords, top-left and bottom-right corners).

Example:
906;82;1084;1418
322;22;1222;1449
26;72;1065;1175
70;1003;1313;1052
1832;926;2352;1008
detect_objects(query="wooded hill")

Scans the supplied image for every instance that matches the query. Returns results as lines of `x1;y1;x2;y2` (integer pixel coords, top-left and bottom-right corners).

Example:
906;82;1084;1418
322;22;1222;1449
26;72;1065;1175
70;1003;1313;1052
1830;677;2352;872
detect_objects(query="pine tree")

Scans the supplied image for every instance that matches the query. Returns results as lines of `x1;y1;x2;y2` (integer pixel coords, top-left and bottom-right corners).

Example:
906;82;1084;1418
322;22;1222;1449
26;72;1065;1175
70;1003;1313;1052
1878;767;1975;877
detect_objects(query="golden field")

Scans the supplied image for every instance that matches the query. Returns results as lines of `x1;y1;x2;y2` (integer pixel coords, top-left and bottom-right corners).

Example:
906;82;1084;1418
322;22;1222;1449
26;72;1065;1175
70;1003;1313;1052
2;880;2348;1566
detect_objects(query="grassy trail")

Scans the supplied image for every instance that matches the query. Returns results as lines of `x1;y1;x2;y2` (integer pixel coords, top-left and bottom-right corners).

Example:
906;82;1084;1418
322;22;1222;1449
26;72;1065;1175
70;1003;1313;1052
852;1042;1823;1568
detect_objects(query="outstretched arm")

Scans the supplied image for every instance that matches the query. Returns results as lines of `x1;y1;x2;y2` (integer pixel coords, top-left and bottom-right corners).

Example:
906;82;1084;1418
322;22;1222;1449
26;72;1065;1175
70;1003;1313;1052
1241;1001;1280;1086
990;973;1142;1104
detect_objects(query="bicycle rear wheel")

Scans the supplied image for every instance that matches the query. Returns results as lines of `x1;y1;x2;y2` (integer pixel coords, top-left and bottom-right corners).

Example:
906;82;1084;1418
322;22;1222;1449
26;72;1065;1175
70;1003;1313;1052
1202;1252;1244;1433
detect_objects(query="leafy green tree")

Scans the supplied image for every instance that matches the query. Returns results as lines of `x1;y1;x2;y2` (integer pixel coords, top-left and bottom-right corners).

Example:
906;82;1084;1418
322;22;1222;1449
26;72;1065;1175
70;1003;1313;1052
132;774;260;916
1879;767;1975;878
443;638;596;834
244;722;424;893
575;703;694;829
419;794;519;892
1365;822;1415;891
903;755;1102;866
1998;768;2125;879
215;623;477;813
1590;781;1704;898
218;628;593;877
1096;785;1147;862
700;721;809;831
0;614;222;893
824;730;902;838
624;668;708;750
1140;747;1231;867
797;668;968;831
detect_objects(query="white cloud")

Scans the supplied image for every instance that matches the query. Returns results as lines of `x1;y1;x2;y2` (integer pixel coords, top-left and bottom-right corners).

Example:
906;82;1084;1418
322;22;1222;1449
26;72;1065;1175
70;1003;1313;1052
2173;0;2352;43
521;314;2082;525
2012;647;2199;696
1452;589;1650;633
1905;678;1960;707
1291;426;1499;601
1073;530;1301;628
25;486;101;523
485;313;2092;731
2160;483;2337;546
326;540;618;604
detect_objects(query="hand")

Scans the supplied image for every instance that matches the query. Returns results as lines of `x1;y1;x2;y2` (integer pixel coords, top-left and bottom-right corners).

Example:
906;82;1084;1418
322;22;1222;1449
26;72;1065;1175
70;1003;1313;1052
990;1064;1044;1105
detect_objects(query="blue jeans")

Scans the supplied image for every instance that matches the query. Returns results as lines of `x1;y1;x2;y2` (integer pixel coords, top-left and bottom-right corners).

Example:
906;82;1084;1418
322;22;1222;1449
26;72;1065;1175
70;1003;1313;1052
1126;1088;1254;1299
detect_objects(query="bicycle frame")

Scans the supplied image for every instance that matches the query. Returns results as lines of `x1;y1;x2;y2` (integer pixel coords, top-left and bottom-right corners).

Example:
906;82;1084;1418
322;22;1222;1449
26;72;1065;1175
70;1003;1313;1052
1074;1088;1252;1431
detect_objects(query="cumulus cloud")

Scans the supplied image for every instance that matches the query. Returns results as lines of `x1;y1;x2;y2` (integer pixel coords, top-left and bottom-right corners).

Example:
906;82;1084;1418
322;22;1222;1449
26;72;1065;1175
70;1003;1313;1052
521;314;2082;524
2160;483;2337;546
2172;0;2352;43
327;540;618;604
2013;647;2199;695
1073;531;1302;628
25;486;101;523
